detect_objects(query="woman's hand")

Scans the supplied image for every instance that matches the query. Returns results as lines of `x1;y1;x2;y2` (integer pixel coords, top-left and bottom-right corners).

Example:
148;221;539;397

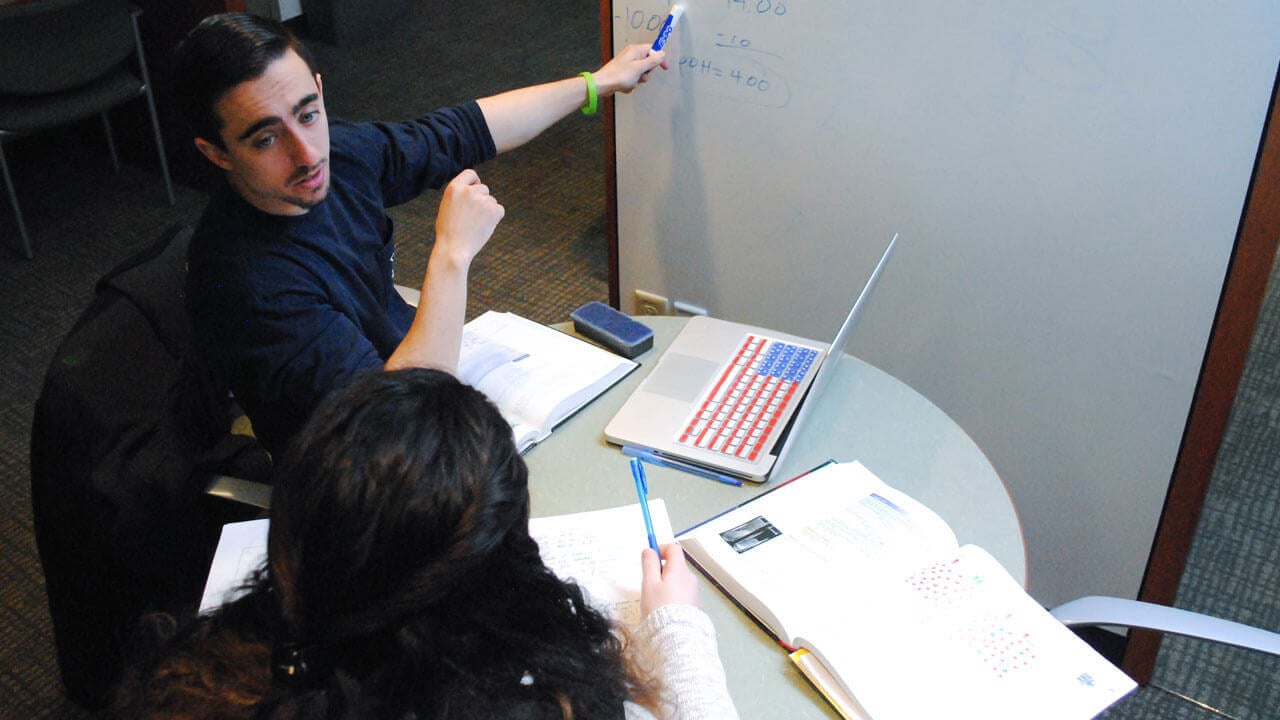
640;543;699;616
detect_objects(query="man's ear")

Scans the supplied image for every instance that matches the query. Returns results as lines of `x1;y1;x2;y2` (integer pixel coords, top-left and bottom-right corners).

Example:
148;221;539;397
316;73;324;97
194;136;233;172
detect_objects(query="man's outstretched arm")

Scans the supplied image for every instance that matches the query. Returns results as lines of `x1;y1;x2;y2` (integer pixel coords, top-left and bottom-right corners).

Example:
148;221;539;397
477;44;668;153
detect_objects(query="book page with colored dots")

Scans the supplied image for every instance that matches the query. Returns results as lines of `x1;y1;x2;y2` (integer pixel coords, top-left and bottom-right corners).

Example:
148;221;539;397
801;545;1134;720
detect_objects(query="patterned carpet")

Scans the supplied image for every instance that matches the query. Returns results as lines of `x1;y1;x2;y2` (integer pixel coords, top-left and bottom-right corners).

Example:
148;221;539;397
1;2;1276;719
1099;247;1280;720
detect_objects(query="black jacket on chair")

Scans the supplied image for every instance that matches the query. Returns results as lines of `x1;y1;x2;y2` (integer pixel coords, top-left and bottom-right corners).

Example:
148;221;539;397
29;224;271;709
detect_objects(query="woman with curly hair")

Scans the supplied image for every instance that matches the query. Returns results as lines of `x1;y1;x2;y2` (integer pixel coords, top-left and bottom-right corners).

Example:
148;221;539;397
118;368;737;719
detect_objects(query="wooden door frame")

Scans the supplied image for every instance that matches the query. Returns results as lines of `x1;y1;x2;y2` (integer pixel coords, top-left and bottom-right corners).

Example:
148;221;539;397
1125;64;1280;683
600;0;620;308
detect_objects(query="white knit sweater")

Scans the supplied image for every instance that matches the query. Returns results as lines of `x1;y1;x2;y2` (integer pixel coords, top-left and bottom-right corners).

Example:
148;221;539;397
623;604;740;720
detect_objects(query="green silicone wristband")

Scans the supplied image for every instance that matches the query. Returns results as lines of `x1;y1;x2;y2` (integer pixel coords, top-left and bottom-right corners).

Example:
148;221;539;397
580;71;598;116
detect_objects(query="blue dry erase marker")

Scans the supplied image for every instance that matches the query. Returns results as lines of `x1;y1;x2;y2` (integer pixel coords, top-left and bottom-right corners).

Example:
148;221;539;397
631;457;661;554
622;445;744;487
651;4;684;52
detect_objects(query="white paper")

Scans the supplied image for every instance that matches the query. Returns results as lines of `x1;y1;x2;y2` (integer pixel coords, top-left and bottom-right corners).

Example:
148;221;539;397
200;501;674;630
199;518;268;613
530;500;674;629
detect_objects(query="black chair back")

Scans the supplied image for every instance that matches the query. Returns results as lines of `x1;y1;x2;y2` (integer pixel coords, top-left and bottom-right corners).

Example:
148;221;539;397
30;225;271;709
0;0;138;96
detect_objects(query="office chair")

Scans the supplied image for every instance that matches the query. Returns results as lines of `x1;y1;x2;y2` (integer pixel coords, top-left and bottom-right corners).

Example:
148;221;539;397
0;0;175;260
1052;596;1280;658
30;223;271;709
1053;595;1280;716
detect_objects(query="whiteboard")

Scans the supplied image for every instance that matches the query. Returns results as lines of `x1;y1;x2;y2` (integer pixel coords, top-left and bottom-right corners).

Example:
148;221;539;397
611;1;1280;605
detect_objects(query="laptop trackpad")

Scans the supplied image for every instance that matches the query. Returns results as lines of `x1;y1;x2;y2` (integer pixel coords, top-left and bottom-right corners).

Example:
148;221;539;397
645;353;719;402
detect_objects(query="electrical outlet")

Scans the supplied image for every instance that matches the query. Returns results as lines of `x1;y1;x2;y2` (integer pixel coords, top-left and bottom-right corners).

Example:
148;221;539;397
634;290;670;316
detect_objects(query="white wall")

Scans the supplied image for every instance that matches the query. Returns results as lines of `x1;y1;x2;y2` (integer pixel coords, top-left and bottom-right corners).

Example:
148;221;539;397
612;1;1280;606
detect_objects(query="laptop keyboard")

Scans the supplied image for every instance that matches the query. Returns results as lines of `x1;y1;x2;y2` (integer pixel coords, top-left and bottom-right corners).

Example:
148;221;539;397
676;334;819;461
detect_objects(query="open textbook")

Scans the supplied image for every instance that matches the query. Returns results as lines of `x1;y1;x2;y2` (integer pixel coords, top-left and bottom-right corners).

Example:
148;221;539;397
677;461;1136;720
201;502;674;629
459;311;637;452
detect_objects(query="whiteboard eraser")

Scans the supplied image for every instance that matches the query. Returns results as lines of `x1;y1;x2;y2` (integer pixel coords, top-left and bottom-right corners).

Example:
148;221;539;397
571;301;654;358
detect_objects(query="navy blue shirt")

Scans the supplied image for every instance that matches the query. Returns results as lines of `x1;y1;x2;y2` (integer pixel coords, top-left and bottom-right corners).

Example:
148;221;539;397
186;103;497;455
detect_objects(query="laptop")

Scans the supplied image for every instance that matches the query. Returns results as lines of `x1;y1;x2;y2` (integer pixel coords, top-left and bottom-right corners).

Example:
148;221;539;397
605;234;897;483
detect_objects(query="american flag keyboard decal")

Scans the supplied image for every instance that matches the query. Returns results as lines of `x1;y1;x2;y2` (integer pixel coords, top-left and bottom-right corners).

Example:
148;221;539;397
676;334;818;461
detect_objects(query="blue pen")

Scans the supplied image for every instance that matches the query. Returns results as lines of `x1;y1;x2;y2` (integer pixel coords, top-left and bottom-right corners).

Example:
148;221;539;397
622;445;745;487
631;457;661;554
651;4;684;52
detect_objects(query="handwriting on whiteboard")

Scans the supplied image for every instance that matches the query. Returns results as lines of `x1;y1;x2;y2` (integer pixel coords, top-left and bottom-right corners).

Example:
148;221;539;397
617;2;795;108
617;0;790;31
678;53;791;108
726;0;789;17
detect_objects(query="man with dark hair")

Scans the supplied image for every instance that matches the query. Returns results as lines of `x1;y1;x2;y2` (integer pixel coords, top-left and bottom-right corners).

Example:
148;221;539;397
172;13;666;455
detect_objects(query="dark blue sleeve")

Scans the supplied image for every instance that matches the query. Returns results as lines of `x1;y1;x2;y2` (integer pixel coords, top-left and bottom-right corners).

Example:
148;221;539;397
188;251;391;455
336;101;498;208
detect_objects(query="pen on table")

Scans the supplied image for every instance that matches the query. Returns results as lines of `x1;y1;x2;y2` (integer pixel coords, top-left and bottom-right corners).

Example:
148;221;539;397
631;457;661;555
651;4;684;52
622;445;744;487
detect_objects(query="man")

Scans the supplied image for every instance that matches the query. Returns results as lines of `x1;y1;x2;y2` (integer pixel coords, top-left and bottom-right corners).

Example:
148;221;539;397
172;13;665;455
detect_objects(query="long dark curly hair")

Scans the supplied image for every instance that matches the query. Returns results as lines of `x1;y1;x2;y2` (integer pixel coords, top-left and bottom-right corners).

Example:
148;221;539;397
118;368;650;719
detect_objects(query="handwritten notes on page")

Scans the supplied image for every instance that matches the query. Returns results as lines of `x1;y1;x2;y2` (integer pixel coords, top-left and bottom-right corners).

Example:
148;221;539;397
530;500;674;628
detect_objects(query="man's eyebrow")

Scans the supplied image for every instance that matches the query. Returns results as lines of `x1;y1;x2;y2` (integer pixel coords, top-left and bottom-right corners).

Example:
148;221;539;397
235;93;321;142
237;117;280;142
